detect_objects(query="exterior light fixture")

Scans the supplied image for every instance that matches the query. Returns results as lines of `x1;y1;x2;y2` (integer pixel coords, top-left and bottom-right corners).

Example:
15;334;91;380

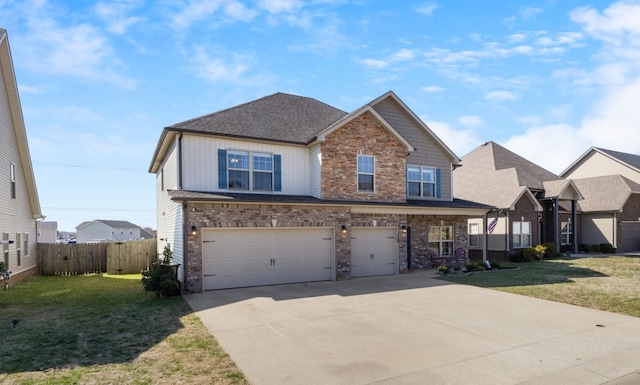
401;225;407;233
341;225;347;234
191;226;197;236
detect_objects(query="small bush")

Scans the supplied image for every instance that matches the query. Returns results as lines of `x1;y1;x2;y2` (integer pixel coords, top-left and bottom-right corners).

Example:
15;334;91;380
490;261;502;269
466;262;486;272
142;245;180;297
560;244;572;253
579;244;590;253
523;247;538;262
599;243;615;253
543;242;557;255
509;251;524;263
590;244;601;253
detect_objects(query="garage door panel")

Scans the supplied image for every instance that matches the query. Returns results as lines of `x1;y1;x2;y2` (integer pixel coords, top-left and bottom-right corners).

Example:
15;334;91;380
351;227;398;278
203;228;333;290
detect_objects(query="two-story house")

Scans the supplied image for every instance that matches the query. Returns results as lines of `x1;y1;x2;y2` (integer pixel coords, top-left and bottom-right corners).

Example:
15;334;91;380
149;91;490;292
1;29;43;282
75;219;146;243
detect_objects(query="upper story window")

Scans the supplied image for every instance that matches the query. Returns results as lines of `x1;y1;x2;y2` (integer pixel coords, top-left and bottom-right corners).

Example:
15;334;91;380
513;221;531;248
357;155;374;192
10;163;16;199
219;149;281;192
407;165;435;198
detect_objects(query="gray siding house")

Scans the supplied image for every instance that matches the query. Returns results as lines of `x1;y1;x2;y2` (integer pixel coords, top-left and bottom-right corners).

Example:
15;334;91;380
76;220;145;243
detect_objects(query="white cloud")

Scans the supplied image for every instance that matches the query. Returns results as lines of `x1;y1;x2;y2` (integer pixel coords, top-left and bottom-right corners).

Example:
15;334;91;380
520;6;542;20
172;0;256;29
258;0;303;14
360;58;389;69
570;1;640;42
457;115;483;127
18;84;45;94
94;0;144;35
422;85;445;92
416;2;438;16
390;48;416;62
189;46;274;87
484;91;517;101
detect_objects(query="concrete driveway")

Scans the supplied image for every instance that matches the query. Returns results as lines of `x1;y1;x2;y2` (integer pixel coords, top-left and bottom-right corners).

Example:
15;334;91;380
184;271;640;385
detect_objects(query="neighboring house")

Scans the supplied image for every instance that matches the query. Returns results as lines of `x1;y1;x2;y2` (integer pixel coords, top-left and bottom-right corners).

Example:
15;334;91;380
75;220;145;243
453;141;582;260
149;91;490;292
561;147;640;252
0;29;44;281
140;227;155;239
37;221;57;243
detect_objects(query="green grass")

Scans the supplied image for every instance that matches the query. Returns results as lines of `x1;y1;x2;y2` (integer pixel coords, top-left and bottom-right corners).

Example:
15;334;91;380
0;274;248;385
446;256;640;318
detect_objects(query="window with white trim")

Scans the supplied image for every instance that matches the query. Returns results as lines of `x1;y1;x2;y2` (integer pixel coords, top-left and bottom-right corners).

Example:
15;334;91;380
227;150;274;191
513;221;531;248
23;233;29;258
428;225;454;256
561;221;572;245
407;165;435;198
10;162;16;199
252;152;273;191
16;233;21;267
228;150;250;190
357;155;374;192
2;232;9;269
469;223;479;247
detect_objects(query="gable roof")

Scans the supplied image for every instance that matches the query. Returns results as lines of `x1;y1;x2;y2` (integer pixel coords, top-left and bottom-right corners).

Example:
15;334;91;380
572;175;640;212
0;29;42;220
369;91;461;164
76;219;140;230
453;141;562;209
560;147;640;177
167;92;347;144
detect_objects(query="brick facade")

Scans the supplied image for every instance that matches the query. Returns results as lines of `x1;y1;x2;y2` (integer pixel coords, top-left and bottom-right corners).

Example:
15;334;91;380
321;111;407;202
182;202;468;292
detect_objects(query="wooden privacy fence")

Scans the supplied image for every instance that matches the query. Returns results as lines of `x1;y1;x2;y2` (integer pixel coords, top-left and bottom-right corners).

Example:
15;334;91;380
37;238;158;275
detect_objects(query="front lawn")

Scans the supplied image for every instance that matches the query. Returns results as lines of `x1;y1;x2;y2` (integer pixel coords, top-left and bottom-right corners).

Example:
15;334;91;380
0;274;248;385
446;256;640;318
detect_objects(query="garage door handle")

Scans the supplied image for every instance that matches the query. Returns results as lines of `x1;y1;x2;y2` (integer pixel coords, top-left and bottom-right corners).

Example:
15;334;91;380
323;266;331;270
387;262;395;265
204;274;215;277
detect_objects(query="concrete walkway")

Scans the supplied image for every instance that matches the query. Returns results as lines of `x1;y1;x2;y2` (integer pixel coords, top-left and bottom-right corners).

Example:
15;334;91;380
185;271;640;385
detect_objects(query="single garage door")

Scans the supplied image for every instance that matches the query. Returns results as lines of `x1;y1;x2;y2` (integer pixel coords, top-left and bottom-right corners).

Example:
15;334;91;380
350;227;398;277
620;222;640;252
202;227;333;290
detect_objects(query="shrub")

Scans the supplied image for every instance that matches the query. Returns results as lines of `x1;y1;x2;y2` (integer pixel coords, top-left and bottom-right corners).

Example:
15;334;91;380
543;242;557;255
142;245;180;297
579;244;590;253
590;244;601;253
490;261;502;269
599;243;615;253
534;244;547;260
560;244;572;253
465;262;486;272
509;251;524;263
522;247;538;262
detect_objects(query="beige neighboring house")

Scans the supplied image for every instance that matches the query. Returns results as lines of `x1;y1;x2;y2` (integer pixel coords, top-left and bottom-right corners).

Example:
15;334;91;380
453;142;583;260
0;29;44;281
37;221;57;243
76;220;146;243
561;148;640;252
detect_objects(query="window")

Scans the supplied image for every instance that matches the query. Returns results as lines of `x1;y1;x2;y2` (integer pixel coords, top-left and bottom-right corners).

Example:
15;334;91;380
253;152;273;191
228;150;250;190
357;155;374;192
561;221;572;245
407;166;436;198
16;233;21;267
2;232;9;269
428;225;454;256
10;163;16;199
23;233;29;258
513;221;531;248
160;168;164;191
469;223;479;247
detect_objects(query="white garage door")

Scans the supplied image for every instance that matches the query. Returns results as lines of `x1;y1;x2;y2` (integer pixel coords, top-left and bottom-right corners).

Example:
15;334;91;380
202;227;333;290
350;227;398;277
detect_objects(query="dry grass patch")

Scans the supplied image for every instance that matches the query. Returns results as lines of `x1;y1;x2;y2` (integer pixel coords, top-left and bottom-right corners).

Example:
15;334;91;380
446;256;640;318
0;274;247;385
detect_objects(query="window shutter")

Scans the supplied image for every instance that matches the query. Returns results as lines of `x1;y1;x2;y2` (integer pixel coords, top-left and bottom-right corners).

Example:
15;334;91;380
435;168;441;198
218;149;227;189
274;154;282;192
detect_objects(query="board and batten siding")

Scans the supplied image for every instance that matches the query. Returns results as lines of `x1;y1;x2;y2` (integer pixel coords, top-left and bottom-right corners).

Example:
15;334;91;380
310;144;322;198
372;97;453;201
156;137;184;280
0;60;37;275
180;134;311;195
564;152;640;185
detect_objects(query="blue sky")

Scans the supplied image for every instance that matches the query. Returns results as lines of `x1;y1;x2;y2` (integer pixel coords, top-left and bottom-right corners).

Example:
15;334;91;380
1;0;639;231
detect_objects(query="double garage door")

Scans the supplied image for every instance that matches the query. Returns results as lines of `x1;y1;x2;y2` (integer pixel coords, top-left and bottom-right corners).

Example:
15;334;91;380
202;227;398;291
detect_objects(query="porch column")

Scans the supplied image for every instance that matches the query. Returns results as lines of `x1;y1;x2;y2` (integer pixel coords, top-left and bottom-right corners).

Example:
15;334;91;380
554;198;560;252
571;200;578;254
483;212;488;263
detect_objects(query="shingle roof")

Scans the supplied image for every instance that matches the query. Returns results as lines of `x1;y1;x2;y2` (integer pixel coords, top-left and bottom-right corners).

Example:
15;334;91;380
167;92;348;144
573;175;640;212
95;220;139;228
596;148;640;172
453;141;561;208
